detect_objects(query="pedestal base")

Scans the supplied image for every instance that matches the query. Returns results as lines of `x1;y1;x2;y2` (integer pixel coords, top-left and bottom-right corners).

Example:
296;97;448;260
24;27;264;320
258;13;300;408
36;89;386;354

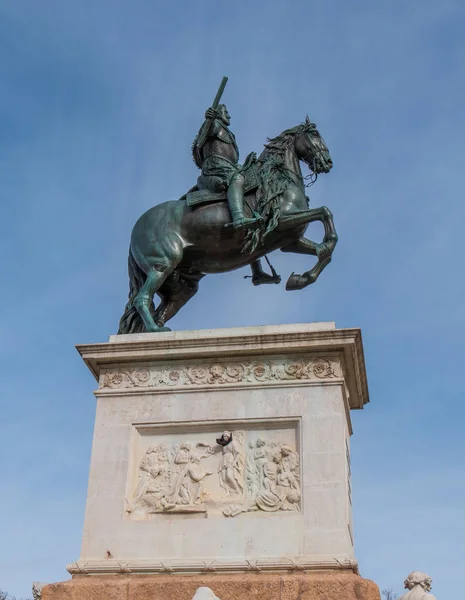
75;324;369;567
42;572;380;600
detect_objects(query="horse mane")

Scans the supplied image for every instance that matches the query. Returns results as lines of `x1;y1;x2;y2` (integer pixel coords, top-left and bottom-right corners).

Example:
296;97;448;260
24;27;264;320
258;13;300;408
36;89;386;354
260;120;316;160
244;120;315;254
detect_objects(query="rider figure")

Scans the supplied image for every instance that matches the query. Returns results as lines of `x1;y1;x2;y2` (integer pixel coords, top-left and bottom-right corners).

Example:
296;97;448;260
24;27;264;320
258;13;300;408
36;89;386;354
193;104;258;229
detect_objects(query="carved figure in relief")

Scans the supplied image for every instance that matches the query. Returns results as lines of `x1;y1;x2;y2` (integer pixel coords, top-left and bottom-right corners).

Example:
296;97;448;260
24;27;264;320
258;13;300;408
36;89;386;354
157;443;170;465
253;438;268;490
133;445;160;503
218;439;243;495
186;453;214;504
255;450;285;512
224;439;300;517
197;430;245;497
167;442;194;504
166;443;215;507
156;443;171;486
399;572;435;600
245;442;259;498
130;440;215;512
142;464;174;511
278;445;300;497
129;444;175;512
277;444;300;510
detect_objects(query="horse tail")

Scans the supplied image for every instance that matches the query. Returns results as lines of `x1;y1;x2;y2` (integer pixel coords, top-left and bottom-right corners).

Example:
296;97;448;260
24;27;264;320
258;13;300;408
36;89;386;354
117;247;155;334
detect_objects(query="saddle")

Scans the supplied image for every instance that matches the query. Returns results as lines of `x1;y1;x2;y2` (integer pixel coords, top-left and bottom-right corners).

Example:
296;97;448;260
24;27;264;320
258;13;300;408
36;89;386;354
186;160;260;207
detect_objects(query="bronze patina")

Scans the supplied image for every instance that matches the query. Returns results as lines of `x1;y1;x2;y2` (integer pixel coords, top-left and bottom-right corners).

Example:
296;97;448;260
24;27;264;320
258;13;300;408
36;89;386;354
118;78;337;334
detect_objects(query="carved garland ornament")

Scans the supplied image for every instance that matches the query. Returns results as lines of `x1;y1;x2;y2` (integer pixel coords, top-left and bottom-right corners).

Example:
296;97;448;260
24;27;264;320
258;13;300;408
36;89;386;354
101;357;338;390
66;557;359;575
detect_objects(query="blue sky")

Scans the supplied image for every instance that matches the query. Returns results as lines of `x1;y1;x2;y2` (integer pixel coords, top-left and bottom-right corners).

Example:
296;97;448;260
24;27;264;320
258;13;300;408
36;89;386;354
1;0;464;597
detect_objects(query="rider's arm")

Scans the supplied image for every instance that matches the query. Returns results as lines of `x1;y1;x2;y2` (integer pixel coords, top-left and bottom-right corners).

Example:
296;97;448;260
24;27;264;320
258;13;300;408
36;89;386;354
200;117;221;139
195;115;221;149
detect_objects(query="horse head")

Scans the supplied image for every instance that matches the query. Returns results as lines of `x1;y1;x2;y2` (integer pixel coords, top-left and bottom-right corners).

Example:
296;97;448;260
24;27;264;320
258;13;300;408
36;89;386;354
294;116;333;175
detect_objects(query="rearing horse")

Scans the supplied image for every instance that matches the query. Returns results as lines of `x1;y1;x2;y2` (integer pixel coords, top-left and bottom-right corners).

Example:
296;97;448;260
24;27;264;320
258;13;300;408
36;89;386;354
118;117;338;333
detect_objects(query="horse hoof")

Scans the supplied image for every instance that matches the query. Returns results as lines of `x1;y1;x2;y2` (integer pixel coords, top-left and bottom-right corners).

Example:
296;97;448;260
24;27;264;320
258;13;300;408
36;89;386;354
286;273;307;291
146;325;172;333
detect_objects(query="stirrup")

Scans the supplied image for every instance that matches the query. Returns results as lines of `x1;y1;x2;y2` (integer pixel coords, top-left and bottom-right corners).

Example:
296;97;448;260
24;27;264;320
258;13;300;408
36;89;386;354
233;216;259;229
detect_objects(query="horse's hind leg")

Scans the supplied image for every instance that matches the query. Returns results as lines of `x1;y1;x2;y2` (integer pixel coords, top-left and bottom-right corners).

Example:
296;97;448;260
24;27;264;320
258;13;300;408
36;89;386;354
154;273;203;328
133;267;174;332
132;242;183;332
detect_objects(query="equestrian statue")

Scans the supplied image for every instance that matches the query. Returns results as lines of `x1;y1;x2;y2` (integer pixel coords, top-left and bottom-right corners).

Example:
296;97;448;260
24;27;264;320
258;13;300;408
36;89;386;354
118;77;338;333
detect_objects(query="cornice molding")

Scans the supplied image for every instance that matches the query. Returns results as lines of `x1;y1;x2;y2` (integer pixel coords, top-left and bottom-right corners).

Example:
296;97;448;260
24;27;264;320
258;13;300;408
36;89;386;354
76;323;369;409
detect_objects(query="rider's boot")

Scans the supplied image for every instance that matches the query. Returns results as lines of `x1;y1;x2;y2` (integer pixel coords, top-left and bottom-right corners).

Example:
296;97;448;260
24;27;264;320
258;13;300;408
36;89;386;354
227;176;258;229
250;259;281;286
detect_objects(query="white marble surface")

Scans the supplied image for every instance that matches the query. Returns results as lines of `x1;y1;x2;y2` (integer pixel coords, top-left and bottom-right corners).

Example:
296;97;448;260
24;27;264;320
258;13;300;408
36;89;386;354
399;573;436;600
108;322;336;344
192;588;221;600
71;323;368;575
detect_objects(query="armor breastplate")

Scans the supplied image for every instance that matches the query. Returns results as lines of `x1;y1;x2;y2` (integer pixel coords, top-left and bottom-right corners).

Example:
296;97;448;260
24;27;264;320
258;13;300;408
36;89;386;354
203;134;239;165
217;126;235;145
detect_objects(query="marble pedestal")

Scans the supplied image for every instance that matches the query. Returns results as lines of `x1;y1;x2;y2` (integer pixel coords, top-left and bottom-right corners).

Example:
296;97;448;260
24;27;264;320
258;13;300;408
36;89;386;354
41;323;379;600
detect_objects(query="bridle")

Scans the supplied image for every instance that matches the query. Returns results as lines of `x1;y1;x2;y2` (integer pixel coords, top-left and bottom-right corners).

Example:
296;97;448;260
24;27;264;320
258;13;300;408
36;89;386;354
301;129;329;186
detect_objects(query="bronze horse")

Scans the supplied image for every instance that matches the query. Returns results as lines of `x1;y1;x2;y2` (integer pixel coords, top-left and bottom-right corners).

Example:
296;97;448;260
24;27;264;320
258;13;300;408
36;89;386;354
119;118;338;333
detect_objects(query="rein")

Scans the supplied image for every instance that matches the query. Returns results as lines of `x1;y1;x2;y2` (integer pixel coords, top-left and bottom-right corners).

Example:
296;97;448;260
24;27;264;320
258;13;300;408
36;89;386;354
304;168;318;187
282;164;318;189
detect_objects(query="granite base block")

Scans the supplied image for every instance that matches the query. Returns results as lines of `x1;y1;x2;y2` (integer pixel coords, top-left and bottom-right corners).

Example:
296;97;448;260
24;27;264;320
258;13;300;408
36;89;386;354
41;572;380;600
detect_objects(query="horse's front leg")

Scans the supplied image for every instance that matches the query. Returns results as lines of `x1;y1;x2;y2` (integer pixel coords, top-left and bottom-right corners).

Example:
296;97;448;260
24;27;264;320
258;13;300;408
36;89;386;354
281;236;318;256
281;227;338;291
277;208;325;230
278;207;338;251
320;207;338;254
281;236;332;290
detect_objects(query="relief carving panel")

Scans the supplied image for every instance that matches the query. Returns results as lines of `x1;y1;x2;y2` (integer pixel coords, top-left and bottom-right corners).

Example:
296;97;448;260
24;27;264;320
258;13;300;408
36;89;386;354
127;426;300;518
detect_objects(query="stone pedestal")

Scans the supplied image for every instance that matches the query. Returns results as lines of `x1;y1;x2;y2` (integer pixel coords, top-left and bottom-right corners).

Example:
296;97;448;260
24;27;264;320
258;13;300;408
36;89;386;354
41;323;379;600
42;572;380;600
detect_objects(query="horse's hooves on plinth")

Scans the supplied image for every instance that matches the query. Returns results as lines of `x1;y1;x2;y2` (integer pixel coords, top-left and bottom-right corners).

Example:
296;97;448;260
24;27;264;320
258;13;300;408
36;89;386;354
145;326;172;333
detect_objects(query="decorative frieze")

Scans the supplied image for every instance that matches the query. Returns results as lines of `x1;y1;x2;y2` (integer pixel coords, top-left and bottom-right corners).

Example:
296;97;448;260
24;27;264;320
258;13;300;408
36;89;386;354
101;356;339;392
